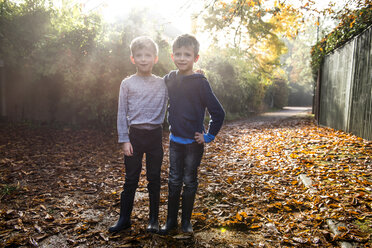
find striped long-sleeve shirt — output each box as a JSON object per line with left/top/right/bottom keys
{"left": 117, "top": 74, "right": 168, "bottom": 143}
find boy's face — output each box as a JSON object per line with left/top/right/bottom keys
{"left": 171, "top": 46, "right": 199, "bottom": 75}
{"left": 130, "top": 47, "right": 158, "bottom": 76}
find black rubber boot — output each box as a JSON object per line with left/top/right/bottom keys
{"left": 159, "top": 185, "right": 181, "bottom": 235}
{"left": 181, "top": 192, "right": 196, "bottom": 233}
{"left": 146, "top": 190, "right": 160, "bottom": 233}
{"left": 108, "top": 189, "right": 135, "bottom": 233}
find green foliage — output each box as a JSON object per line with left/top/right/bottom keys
{"left": 203, "top": 0, "right": 299, "bottom": 82}
{"left": 200, "top": 0, "right": 308, "bottom": 115}
{"left": 153, "top": 33, "right": 174, "bottom": 76}
{"left": 0, "top": 0, "right": 51, "bottom": 68}
{"left": 311, "top": 5, "right": 372, "bottom": 73}
{"left": 282, "top": 31, "right": 314, "bottom": 106}
{"left": 200, "top": 47, "right": 265, "bottom": 115}
{"left": 0, "top": 1, "right": 173, "bottom": 126}
{"left": 288, "top": 82, "right": 312, "bottom": 106}
{"left": 265, "top": 78, "right": 289, "bottom": 109}
{"left": 1, "top": 0, "right": 305, "bottom": 125}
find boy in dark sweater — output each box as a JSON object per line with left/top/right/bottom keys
{"left": 109, "top": 36, "right": 168, "bottom": 233}
{"left": 160, "top": 34, "right": 225, "bottom": 234}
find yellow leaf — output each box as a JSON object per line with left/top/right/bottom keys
{"left": 236, "top": 213, "right": 242, "bottom": 221}
{"left": 290, "top": 153, "right": 298, "bottom": 159}
{"left": 239, "top": 211, "right": 248, "bottom": 218}
{"left": 227, "top": 177, "right": 234, "bottom": 184}
{"left": 350, "top": 19, "right": 356, "bottom": 28}
{"left": 250, "top": 224, "right": 261, "bottom": 229}
{"left": 338, "top": 226, "right": 347, "bottom": 232}
{"left": 328, "top": 203, "right": 340, "bottom": 208}
{"left": 284, "top": 206, "right": 292, "bottom": 211}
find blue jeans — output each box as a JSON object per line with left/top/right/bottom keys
{"left": 168, "top": 141, "right": 204, "bottom": 198}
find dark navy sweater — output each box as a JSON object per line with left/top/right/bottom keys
{"left": 164, "top": 70, "right": 225, "bottom": 140}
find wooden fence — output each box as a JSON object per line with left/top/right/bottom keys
{"left": 317, "top": 25, "right": 372, "bottom": 140}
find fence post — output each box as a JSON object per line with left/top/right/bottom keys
{"left": 345, "top": 39, "right": 357, "bottom": 133}
{"left": 0, "top": 59, "right": 6, "bottom": 118}
{"left": 314, "top": 69, "right": 321, "bottom": 124}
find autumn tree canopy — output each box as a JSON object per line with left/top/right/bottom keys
{"left": 203, "top": 0, "right": 301, "bottom": 79}
{"left": 202, "top": 0, "right": 370, "bottom": 72}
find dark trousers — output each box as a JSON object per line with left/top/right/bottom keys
{"left": 168, "top": 141, "right": 204, "bottom": 199}
{"left": 123, "top": 126, "right": 163, "bottom": 194}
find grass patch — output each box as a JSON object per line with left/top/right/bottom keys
{"left": 0, "top": 184, "right": 19, "bottom": 199}
{"left": 354, "top": 219, "right": 372, "bottom": 234}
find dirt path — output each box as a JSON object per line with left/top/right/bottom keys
{"left": 226, "top": 106, "right": 313, "bottom": 126}
{"left": 1, "top": 107, "right": 371, "bottom": 248}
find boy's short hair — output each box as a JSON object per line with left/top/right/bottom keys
{"left": 130, "top": 36, "right": 159, "bottom": 56}
{"left": 172, "top": 34, "right": 200, "bottom": 56}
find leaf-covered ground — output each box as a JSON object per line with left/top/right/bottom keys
{"left": 1, "top": 115, "right": 371, "bottom": 247}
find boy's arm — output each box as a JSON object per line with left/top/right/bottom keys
{"left": 117, "top": 81, "right": 133, "bottom": 156}
{"left": 117, "top": 81, "right": 130, "bottom": 142}
{"left": 201, "top": 80, "right": 225, "bottom": 141}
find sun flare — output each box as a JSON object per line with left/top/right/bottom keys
{"left": 81, "top": 0, "right": 201, "bottom": 33}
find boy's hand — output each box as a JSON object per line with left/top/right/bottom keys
{"left": 195, "top": 69, "right": 205, "bottom": 75}
{"left": 194, "top": 132, "right": 205, "bottom": 144}
{"left": 123, "top": 142, "right": 133, "bottom": 156}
